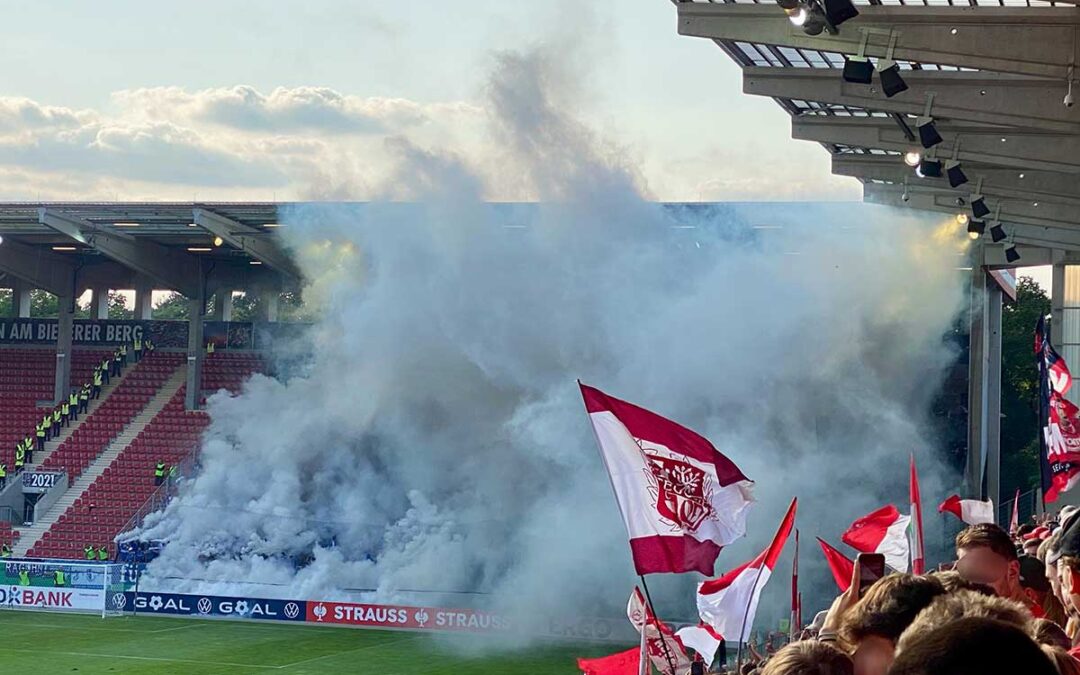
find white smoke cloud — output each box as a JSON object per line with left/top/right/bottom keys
{"left": 135, "top": 43, "right": 969, "bottom": 641}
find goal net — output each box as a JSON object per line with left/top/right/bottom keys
{"left": 0, "top": 560, "right": 129, "bottom": 617}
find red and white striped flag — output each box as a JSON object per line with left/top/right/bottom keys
{"left": 1009, "top": 489, "right": 1020, "bottom": 534}
{"left": 581, "top": 383, "right": 755, "bottom": 575}
{"left": 910, "top": 455, "right": 925, "bottom": 575}
{"left": 674, "top": 622, "right": 723, "bottom": 665}
{"left": 627, "top": 587, "right": 691, "bottom": 675}
{"left": 842, "top": 505, "right": 910, "bottom": 572}
{"left": 938, "top": 495, "right": 995, "bottom": 525}
{"left": 691, "top": 498, "right": 797, "bottom": 644}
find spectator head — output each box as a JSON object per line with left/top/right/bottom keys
{"left": 956, "top": 523, "right": 1022, "bottom": 599}
{"left": 759, "top": 641, "right": 853, "bottom": 675}
{"left": 840, "top": 574, "right": 946, "bottom": 675}
{"left": 1031, "top": 618, "right": 1071, "bottom": 650}
{"left": 1054, "top": 513, "right": 1080, "bottom": 613}
{"left": 1019, "top": 555, "right": 1052, "bottom": 600}
{"left": 888, "top": 617, "right": 1057, "bottom": 675}
{"left": 930, "top": 570, "right": 995, "bottom": 596}
{"left": 1041, "top": 646, "right": 1080, "bottom": 675}
{"left": 895, "top": 590, "right": 1031, "bottom": 655}
{"left": 1017, "top": 524, "right": 1035, "bottom": 539}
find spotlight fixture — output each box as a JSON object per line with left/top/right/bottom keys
{"left": 989, "top": 223, "right": 1006, "bottom": 243}
{"left": 967, "top": 219, "right": 986, "bottom": 238}
{"left": 787, "top": 5, "right": 809, "bottom": 25}
{"left": 213, "top": 236, "right": 224, "bottom": 247}
{"left": 956, "top": 213, "right": 969, "bottom": 226}
{"left": 945, "top": 160, "right": 968, "bottom": 188}
{"left": 916, "top": 117, "right": 943, "bottom": 149}
{"left": 0, "top": 235, "right": 4, "bottom": 245}
{"left": 916, "top": 157, "right": 942, "bottom": 178}
{"left": 877, "top": 60, "right": 908, "bottom": 98}
{"left": 801, "top": 5, "right": 827, "bottom": 35}
{"left": 822, "top": 0, "right": 859, "bottom": 26}
{"left": 1005, "top": 246, "right": 1021, "bottom": 263}
{"left": 843, "top": 56, "right": 874, "bottom": 84}
{"left": 970, "top": 194, "right": 990, "bottom": 219}
{"left": 903, "top": 150, "right": 921, "bottom": 168}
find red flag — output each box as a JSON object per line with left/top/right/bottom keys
{"left": 577, "top": 648, "right": 640, "bottom": 675}
{"left": 938, "top": 494, "right": 994, "bottom": 525}
{"left": 841, "top": 505, "right": 910, "bottom": 572}
{"left": 816, "top": 538, "right": 854, "bottom": 593}
{"left": 1009, "top": 489, "right": 1020, "bottom": 534}
{"left": 1044, "top": 391, "right": 1080, "bottom": 502}
{"left": 909, "top": 454, "right": 925, "bottom": 575}
{"left": 580, "top": 383, "right": 755, "bottom": 575}
{"left": 693, "top": 498, "right": 797, "bottom": 643}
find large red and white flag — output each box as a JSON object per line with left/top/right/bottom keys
{"left": 816, "top": 538, "right": 854, "bottom": 592}
{"left": 627, "top": 587, "right": 692, "bottom": 675}
{"left": 938, "top": 495, "right": 995, "bottom": 525}
{"left": 692, "top": 498, "right": 797, "bottom": 644}
{"left": 841, "top": 505, "right": 910, "bottom": 572}
{"left": 910, "top": 455, "right": 925, "bottom": 575}
{"left": 675, "top": 622, "right": 723, "bottom": 666}
{"left": 581, "top": 383, "right": 755, "bottom": 575}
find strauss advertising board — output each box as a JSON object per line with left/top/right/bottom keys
{"left": 305, "top": 600, "right": 510, "bottom": 632}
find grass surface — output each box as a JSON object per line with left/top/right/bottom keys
{"left": 0, "top": 610, "right": 622, "bottom": 674}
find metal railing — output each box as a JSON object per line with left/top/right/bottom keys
{"left": 116, "top": 450, "right": 199, "bottom": 540}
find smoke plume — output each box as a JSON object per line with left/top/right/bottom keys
{"left": 137, "top": 43, "right": 969, "bottom": 637}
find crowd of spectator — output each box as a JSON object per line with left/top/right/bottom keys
{"left": 733, "top": 509, "right": 1080, "bottom": 675}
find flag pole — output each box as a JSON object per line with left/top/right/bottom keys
{"left": 734, "top": 561, "right": 768, "bottom": 672}
{"left": 639, "top": 575, "right": 678, "bottom": 675}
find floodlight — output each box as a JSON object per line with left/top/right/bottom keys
{"left": 801, "top": 6, "right": 827, "bottom": 35}
{"left": 956, "top": 214, "right": 969, "bottom": 226}
{"left": 916, "top": 117, "right": 943, "bottom": 149}
{"left": 916, "top": 158, "right": 942, "bottom": 178}
{"left": 903, "top": 151, "right": 921, "bottom": 167}
{"left": 971, "top": 195, "right": 990, "bottom": 219}
{"left": 843, "top": 57, "right": 874, "bottom": 84}
{"left": 213, "top": 236, "right": 224, "bottom": 247}
{"left": 1005, "top": 246, "right": 1021, "bottom": 263}
{"left": 990, "top": 223, "right": 1007, "bottom": 243}
{"left": 967, "top": 220, "right": 985, "bottom": 238}
{"left": 877, "top": 60, "right": 908, "bottom": 98}
{"left": 945, "top": 160, "right": 968, "bottom": 188}
{"left": 787, "top": 5, "right": 809, "bottom": 25}
{"left": 822, "top": 0, "right": 858, "bottom": 26}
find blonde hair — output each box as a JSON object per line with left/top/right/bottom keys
{"left": 896, "top": 590, "right": 1031, "bottom": 656}
{"left": 759, "top": 641, "right": 853, "bottom": 675}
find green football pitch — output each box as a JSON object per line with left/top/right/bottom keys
{"left": 0, "top": 611, "right": 625, "bottom": 674}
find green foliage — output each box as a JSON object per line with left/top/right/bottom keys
{"left": 0, "top": 289, "right": 10, "bottom": 316}
{"left": 1000, "top": 276, "right": 1051, "bottom": 497}
{"left": 152, "top": 292, "right": 190, "bottom": 321}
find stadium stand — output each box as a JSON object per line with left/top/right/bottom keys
{"left": 25, "top": 352, "right": 262, "bottom": 559}
{"left": 38, "top": 353, "right": 185, "bottom": 480}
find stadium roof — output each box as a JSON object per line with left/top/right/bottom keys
{"left": 669, "top": 0, "right": 1080, "bottom": 261}
{"left": 0, "top": 202, "right": 295, "bottom": 298}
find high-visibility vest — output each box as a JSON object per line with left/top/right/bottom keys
{"left": 43, "top": 416, "right": 51, "bottom": 430}
{"left": 69, "top": 393, "right": 77, "bottom": 406}
{"left": 98, "top": 547, "right": 108, "bottom": 560}
{"left": 23, "top": 437, "right": 31, "bottom": 449}
{"left": 113, "top": 352, "right": 121, "bottom": 363}
{"left": 120, "top": 345, "right": 127, "bottom": 356}
{"left": 80, "top": 388, "right": 89, "bottom": 401}
{"left": 134, "top": 337, "right": 142, "bottom": 350}
{"left": 54, "top": 570, "right": 65, "bottom": 586}
{"left": 154, "top": 463, "right": 165, "bottom": 478}
{"left": 18, "top": 571, "right": 28, "bottom": 585}
{"left": 36, "top": 424, "right": 44, "bottom": 438}
{"left": 61, "top": 403, "right": 69, "bottom": 416}
{"left": 0, "top": 464, "right": 7, "bottom": 478}
{"left": 169, "top": 465, "right": 178, "bottom": 477}
{"left": 93, "top": 371, "right": 102, "bottom": 386}
{"left": 14, "top": 452, "right": 24, "bottom": 469}
{"left": 102, "top": 360, "right": 109, "bottom": 371}
{"left": 207, "top": 342, "right": 215, "bottom": 354}
{"left": 84, "top": 546, "right": 94, "bottom": 560}
{"left": 1, "top": 545, "right": 10, "bottom": 558}
{"left": 52, "top": 410, "right": 60, "bottom": 423}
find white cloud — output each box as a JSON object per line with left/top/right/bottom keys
{"left": 112, "top": 85, "right": 482, "bottom": 135}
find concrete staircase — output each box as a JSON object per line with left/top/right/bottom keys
{"left": 12, "top": 366, "right": 187, "bottom": 557}
{"left": 28, "top": 366, "right": 130, "bottom": 469}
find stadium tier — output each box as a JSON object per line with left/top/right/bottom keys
{"left": 0, "top": 350, "right": 263, "bottom": 560}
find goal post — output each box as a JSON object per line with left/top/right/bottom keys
{"left": 0, "top": 560, "right": 130, "bottom": 617}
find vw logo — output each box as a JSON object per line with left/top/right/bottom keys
{"left": 112, "top": 593, "right": 126, "bottom": 610}
{"left": 283, "top": 603, "right": 300, "bottom": 620}
{"left": 197, "top": 598, "right": 213, "bottom": 614}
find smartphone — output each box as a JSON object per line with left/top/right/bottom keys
{"left": 857, "top": 553, "right": 886, "bottom": 597}
{"left": 938, "top": 561, "right": 956, "bottom": 572}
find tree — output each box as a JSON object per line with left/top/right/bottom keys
{"left": 107, "top": 292, "right": 133, "bottom": 320}
{"left": 1000, "top": 276, "right": 1051, "bottom": 499}
{"left": 153, "top": 292, "right": 189, "bottom": 320}
{"left": 30, "top": 290, "right": 58, "bottom": 318}
{"left": 0, "top": 289, "right": 10, "bottom": 316}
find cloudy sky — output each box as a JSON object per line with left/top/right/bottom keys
{"left": 0, "top": 0, "right": 860, "bottom": 203}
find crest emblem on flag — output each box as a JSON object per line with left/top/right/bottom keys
{"left": 641, "top": 443, "right": 715, "bottom": 533}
